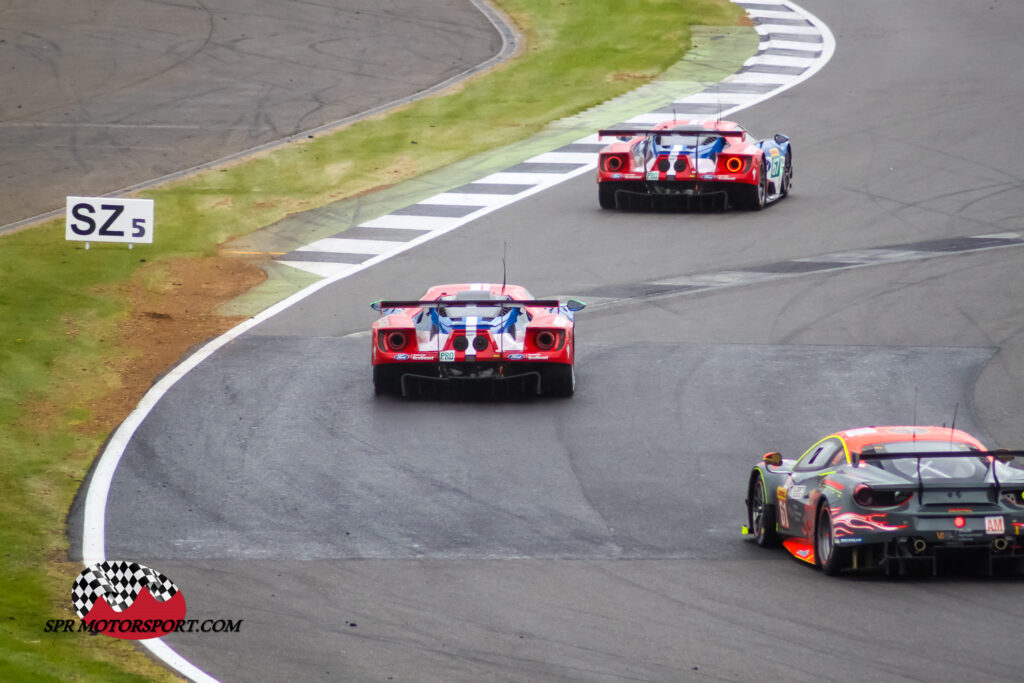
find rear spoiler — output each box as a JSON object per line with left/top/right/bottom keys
{"left": 371, "top": 299, "right": 585, "bottom": 312}
{"left": 598, "top": 127, "right": 745, "bottom": 139}
{"left": 855, "top": 450, "right": 1024, "bottom": 501}
{"left": 855, "top": 450, "right": 1024, "bottom": 464}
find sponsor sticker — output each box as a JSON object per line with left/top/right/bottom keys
{"left": 646, "top": 171, "right": 659, "bottom": 181}
{"left": 701, "top": 174, "right": 715, "bottom": 180}
{"left": 411, "top": 354, "right": 433, "bottom": 361}
{"left": 526, "top": 354, "right": 549, "bottom": 360}
{"left": 394, "top": 354, "right": 409, "bottom": 360}
{"left": 789, "top": 485, "right": 806, "bottom": 499}
{"left": 835, "top": 537, "right": 864, "bottom": 545}
{"left": 985, "top": 515, "right": 1005, "bottom": 535}
{"left": 508, "top": 353, "right": 525, "bottom": 360}
{"left": 439, "top": 350, "right": 455, "bottom": 362}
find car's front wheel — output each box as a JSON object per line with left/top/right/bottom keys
{"left": 749, "top": 474, "right": 780, "bottom": 547}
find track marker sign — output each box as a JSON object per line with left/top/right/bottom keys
{"left": 66, "top": 197, "right": 153, "bottom": 249}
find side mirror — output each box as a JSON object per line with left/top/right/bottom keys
{"left": 773, "top": 134, "right": 790, "bottom": 145}
{"left": 370, "top": 301, "right": 383, "bottom": 312}
{"left": 565, "top": 299, "right": 586, "bottom": 312}
{"left": 763, "top": 452, "right": 782, "bottom": 467}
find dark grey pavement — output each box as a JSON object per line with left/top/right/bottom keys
{"left": 68, "top": 0, "right": 1024, "bottom": 680}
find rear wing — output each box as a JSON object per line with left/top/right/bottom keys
{"left": 371, "top": 299, "right": 585, "bottom": 313}
{"left": 855, "top": 450, "right": 1024, "bottom": 500}
{"left": 598, "top": 127, "right": 745, "bottom": 139}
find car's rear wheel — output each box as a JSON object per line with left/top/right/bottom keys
{"left": 780, "top": 150, "right": 793, "bottom": 197}
{"left": 373, "top": 365, "right": 401, "bottom": 396}
{"left": 598, "top": 183, "right": 619, "bottom": 209}
{"left": 544, "top": 364, "right": 575, "bottom": 397}
{"left": 815, "top": 504, "right": 846, "bottom": 575}
{"left": 749, "top": 474, "right": 780, "bottom": 547}
{"left": 739, "top": 159, "right": 768, "bottom": 210}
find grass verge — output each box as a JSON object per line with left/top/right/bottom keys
{"left": 0, "top": 0, "right": 746, "bottom": 679}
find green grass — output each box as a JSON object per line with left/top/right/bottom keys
{"left": 0, "top": 0, "right": 746, "bottom": 679}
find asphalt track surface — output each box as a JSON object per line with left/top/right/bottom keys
{"left": 68, "top": 0, "right": 1024, "bottom": 681}
{"left": 0, "top": 0, "right": 503, "bottom": 228}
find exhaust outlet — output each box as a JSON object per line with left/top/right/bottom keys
{"left": 993, "top": 537, "right": 1009, "bottom": 552}
{"left": 911, "top": 538, "right": 928, "bottom": 554}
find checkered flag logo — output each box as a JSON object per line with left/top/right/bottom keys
{"left": 71, "top": 561, "right": 179, "bottom": 619}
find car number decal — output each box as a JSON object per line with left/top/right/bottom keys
{"left": 777, "top": 486, "right": 790, "bottom": 529}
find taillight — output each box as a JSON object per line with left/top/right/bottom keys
{"left": 533, "top": 329, "right": 564, "bottom": 351}
{"left": 674, "top": 158, "right": 688, "bottom": 172}
{"left": 601, "top": 153, "right": 627, "bottom": 172}
{"left": 853, "top": 483, "right": 912, "bottom": 507}
{"left": 472, "top": 335, "right": 488, "bottom": 351}
{"left": 721, "top": 156, "right": 747, "bottom": 174}
{"left": 656, "top": 158, "right": 670, "bottom": 172}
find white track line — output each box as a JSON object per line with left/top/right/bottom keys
{"left": 79, "top": 3, "right": 834, "bottom": 681}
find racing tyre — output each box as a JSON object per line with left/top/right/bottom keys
{"left": 780, "top": 150, "right": 793, "bottom": 197}
{"left": 544, "top": 364, "right": 575, "bottom": 397}
{"left": 815, "top": 504, "right": 846, "bottom": 575}
{"left": 749, "top": 474, "right": 780, "bottom": 547}
{"left": 739, "top": 159, "right": 768, "bottom": 211}
{"left": 598, "top": 183, "right": 619, "bottom": 210}
{"left": 373, "top": 365, "right": 401, "bottom": 396}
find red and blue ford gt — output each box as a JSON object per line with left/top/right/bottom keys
{"left": 370, "top": 283, "right": 585, "bottom": 398}
{"left": 597, "top": 119, "right": 792, "bottom": 211}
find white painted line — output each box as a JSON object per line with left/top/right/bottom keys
{"left": 675, "top": 92, "right": 762, "bottom": 105}
{"left": 525, "top": 151, "right": 597, "bottom": 164}
{"left": 474, "top": 171, "right": 569, "bottom": 185}
{"left": 744, "top": 54, "right": 816, "bottom": 68}
{"left": 625, "top": 112, "right": 692, "bottom": 125}
{"left": 747, "top": 9, "right": 808, "bottom": 20}
{"left": 276, "top": 260, "right": 365, "bottom": 278}
{"left": 420, "top": 192, "right": 518, "bottom": 207}
{"left": 724, "top": 71, "right": 792, "bottom": 84}
{"left": 755, "top": 23, "right": 821, "bottom": 36}
{"left": 758, "top": 39, "right": 825, "bottom": 53}
{"left": 297, "top": 237, "right": 401, "bottom": 255}
{"left": 359, "top": 214, "right": 455, "bottom": 230}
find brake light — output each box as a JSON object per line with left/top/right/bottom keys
{"left": 533, "top": 329, "right": 564, "bottom": 351}
{"left": 853, "top": 483, "right": 912, "bottom": 507}
{"left": 601, "top": 153, "right": 627, "bottom": 172}
{"left": 721, "top": 156, "right": 748, "bottom": 174}
{"left": 385, "top": 331, "right": 409, "bottom": 351}
{"left": 954, "top": 516, "right": 966, "bottom": 528}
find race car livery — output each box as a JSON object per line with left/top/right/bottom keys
{"left": 370, "top": 283, "right": 585, "bottom": 398}
{"left": 596, "top": 119, "right": 792, "bottom": 211}
{"left": 743, "top": 426, "right": 1024, "bottom": 575}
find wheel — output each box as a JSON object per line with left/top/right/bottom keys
{"left": 544, "top": 364, "right": 575, "bottom": 397}
{"left": 373, "top": 365, "right": 401, "bottom": 396}
{"left": 598, "top": 183, "right": 618, "bottom": 209}
{"left": 749, "top": 474, "right": 780, "bottom": 547}
{"left": 739, "top": 159, "right": 767, "bottom": 210}
{"left": 815, "top": 504, "right": 846, "bottom": 575}
{"left": 780, "top": 149, "right": 793, "bottom": 197}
